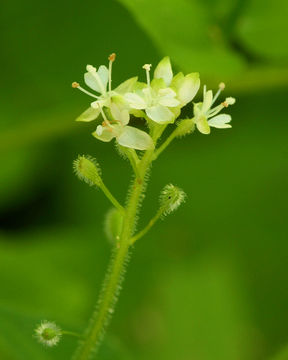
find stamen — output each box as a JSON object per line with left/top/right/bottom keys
{"left": 203, "top": 85, "right": 207, "bottom": 98}
{"left": 108, "top": 53, "right": 116, "bottom": 93}
{"left": 212, "top": 82, "right": 226, "bottom": 105}
{"left": 97, "top": 102, "right": 112, "bottom": 128}
{"left": 72, "top": 82, "right": 100, "bottom": 99}
{"left": 142, "top": 64, "right": 152, "bottom": 86}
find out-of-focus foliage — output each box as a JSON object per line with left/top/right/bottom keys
{"left": 0, "top": 0, "right": 287, "bottom": 359}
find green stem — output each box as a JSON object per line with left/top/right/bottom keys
{"left": 99, "top": 181, "right": 125, "bottom": 214}
{"left": 153, "top": 129, "right": 177, "bottom": 160}
{"left": 130, "top": 208, "right": 162, "bottom": 244}
{"left": 62, "top": 331, "right": 83, "bottom": 339}
{"left": 72, "top": 149, "right": 154, "bottom": 360}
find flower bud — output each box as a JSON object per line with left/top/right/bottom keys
{"left": 73, "top": 155, "right": 102, "bottom": 186}
{"left": 174, "top": 119, "right": 195, "bottom": 138}
{"left": 35, "top": 321, "right": 62, "bottom": 347}
{"left": 104, "top": 207, "right": 123, "bottom": 245}
{"left": 159, "top": 184, "right": 186, "bottom": 216}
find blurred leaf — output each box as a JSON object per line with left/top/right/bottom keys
{"left": 270, "top": 344, "right": 288, "bottom": 360}
{"left": 157, "top": 257, "right": 253, "bottom": 360}
{"left": 118, "top": 0, "right": 245, "bottom": 78}
{"left": 236, "top": 0, "right": 288, "bottom": 61}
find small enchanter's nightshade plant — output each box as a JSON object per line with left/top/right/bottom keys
{"left": 35, "top": 53, "right": 236, "bottom": 360}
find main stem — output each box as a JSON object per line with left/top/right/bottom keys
{"left": 73, "top": 150, "right": 154, "bottom": 360}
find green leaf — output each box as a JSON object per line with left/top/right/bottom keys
{"left": 236, "top": 0, "right": 288, "bottom": 60}
{"left": 270, "top": 344, "right": 288, "bottom": 360}
{"left": 117, "top": 0, "right": 245, "bottom": 78}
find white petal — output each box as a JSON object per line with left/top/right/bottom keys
{"left": 124, "top": 93, "right": 147, "bottom": 109}
{"left": 177, "top": 73, "right": 200, "bottom": 105}
{"left": 92, "top": 126, "right": 115, "bottom": 142}
{"left": 171, "top": 72, "right": 184, "bottom": 89}
{"left": 158, "top": 97, "right": 180, "bottom": 107}
{"left": 158, "top": 87, "right": 177, "bottom": 98}
{"left": 84, "top": 72, "right": 101, "bottom": 93}
{"left": 76, "top": 106, "right": 100, "bottom": 122}
{"left": 202, "top": 89, "right": 213, "bottom": 113}
{"left": 158, "top": 88, "right": 179, "bottom": 106}
{"left": 208, "top": 114, "right": 232, "bottom": 128}
{"left": 146, "top": 105, "right": 175, "bottom": 124}
{"left": 117, "top": 126, "right": 154, "bottom": 150}
{"left": 154, "top": 56, "right": 173, "bottom": 86}
{"left": 111, "top": 103, "right": 130, "bottom": 126}
{"left": 97, "top": 65, "right": 109, "bottom": 91}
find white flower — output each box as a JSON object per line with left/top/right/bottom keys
{"left": 35, "top": 321, "right": 62, "bottom": 347}
{"left": 125, "top": 57, "right": 200, "bottom": 124}
{"left": 154, "top": 57, "right": 200, "bottom": 106}
{"left": 193, "top": 84, "right": 236, "bottom": 134}
{"left": 92, "top": 101, "right": 154, "bottom": 150}
{"left": 72, "top": 53, "right": 138, "bottom": 122}
{"left": 125, "top": 83, "right": 180, "bottom": 124}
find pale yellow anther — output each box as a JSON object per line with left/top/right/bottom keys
{"left": 219, "top": 82, "right": 225, "bottom": 90}
{"left": 225, "top": 97, "right": 236, "bottom": 105}
{"left": 142, "top": 64, "right": 152, "bottom": 71}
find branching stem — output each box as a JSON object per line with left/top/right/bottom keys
{"left": 130, "top": 208, "right": 163, "bottom": 244}
{"left": 72, "top": 148, "right": 156, "bottom": 360}
{"left": 99, "top": 181, "right": 125, "bottom": 214}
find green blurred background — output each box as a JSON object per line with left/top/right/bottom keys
{"left": 0, "top": 0, "right": 287, "bottom": 359}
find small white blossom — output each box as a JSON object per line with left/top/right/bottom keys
{"left": 92, "top": 101, "right": 154, "bottom": 150}
{"left": 193, "top": 84, "right": 236, "bottom": 134}
{"left": 125, "top": 57, "right": 200, "bottom": 123}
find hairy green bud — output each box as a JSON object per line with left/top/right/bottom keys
{"left": 73, "top": 155, "right": 102, "bottom": 186}
{"left": 174, "top": 119, "right": 195, "bottom": 138}
{"left": 104, "top": 207, "right": 123, "bottom": 245}
{"left": 35, "top": 321, "right": 62, "bottom": 347}
{"left": 159, "top": 184, "right": 186, "bottom": 216}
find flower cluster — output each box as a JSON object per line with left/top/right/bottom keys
{"left": 73, "top": 54, "right": 235, "bottom": 149}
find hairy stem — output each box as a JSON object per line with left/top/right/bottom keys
{"left": 72, "top": 149, "right": 154, "bottom": 360}
{"left": 130, "top": 208, "right": 162, "bottom": 244}
{"left": 99, "top": 181, "right": 125, "bottom": 214}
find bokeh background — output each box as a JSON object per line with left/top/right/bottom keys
{"left": 0, "top": 0, "right": 288, "bottom": 359}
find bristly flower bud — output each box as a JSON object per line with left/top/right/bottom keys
{"left": 35, "top": 321, "right": 62, "bottom": 347}
{"left": 174, "top": 119, "right": 195, "bottom": 138}
{"left": 73, "top": 155, "right": 102, "bottom": 186}
{"left": 159, "top": 184, "right": 186, "bottom": 216}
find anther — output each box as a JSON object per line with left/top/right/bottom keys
{"left": 219, "top": 82, "right": 225, "bottom": 90}
{"left": 142, "top": 64, "right": 152, "bottom": 71}
{"left": 108, "top": 53, "right": 116, "bottom": 62}
{"left": 222, "top": 97, "right": 236, "bottom": 107}
{"left": 72, "top": 82, "right": 80, "bottom": 88}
